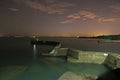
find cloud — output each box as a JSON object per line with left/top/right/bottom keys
{"left": 67, "top": 13, "right": 81, "bottom": 19}
{"left": 61, "top": 10, "right": 97, "bottom": 24}
{"left": 79, "top": 10, "right": 97, "bottom": 19}
{"left": 60, "top": 19, "right": 75, "bottom": 24}
{"left": 66, "top": 10, "right": 97, "bottom": 20}
{"left": 17, "top": 0, "right": 74, "bottom": 14}
{"left": 110, "top": 4, "right": 120, "bottom": 12}
{"left": 8, "top": 8, "right": 19, "bottom": 11}
{"left": 61, "top": 13, "right": 80, "bottom": 24}
{"left": 98, "top": 18, "right": 116, "bottom": 22}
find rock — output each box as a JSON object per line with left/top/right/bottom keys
{"left": 104, "top": 54, "right": 120, "bottom": 69}
{"left": 58, "top": 71, "right": 97, "bottom": 80}
{"left": 96, "top": 68, "right": 120, "bottom": 80}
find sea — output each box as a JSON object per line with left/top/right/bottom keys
{"left": 0, "top": 37, "right": 120, "bottom": 80}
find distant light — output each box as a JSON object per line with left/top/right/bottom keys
{"left": 36, "top": 38, "right": 39, "bottom": 41}
{"left": 104, "top": 53, "right": 108, "bottom": 56}
{"left": 32, "top": 36, "right": 36, "bottom": 38}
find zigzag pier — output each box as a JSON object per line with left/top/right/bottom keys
{"left": 30, "top": 39, "right": 120, "bottom": 80}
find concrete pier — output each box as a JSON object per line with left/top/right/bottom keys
{"left": 48, "top": 48, "right": 120, "bottom": 69}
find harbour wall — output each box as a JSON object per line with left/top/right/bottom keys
{"left": 67, "top": 48, "right": 108, "bottom": 64}
{"left": 49, "top": 48, "right": 68, "bottom": 56}
{"left": 104, "top": 53, "right": 120, "bottom": 69}
{"left": 49, "top": 48, "right": 120, "bottom": 69}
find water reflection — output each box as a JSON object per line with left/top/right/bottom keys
{"left": 33, "top": 45, "right": 37, "bottom": 60}
{"left": 0, "top": 38, "right": 113, "bottom": 80}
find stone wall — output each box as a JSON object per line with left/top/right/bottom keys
{"left": 48, "top": 48, "right": 120, "bottom": 68}
{"left": 67, "top": 48, "right": 80, "bottom": 59}
{"left": 67, "top": 48, "right": 108, "bottom": 64}
{"left": 49, "top": 48, "right": 68, "bottom": 56}
{"left": 78, "top": 52, "right": 108, "bottom": 64}
{"left": 55, "top": 43, "right": 61, "bottom": 48}
{"left": 104, "top": 53, "right": 120, "bottom": 69}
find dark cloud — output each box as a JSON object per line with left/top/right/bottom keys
{"left": 110, "top": 3, "right": 120, "bottom": 12}
{"left": 98, "top": 18, "right": 116, "bottom": 22}
{"left": 14, "top": 0, "right": 74, "bottom": 14}
{"left": 0, "top": 0, "right": 120, "bottom": 36}
{"left": 8, "top": 8, "right": 19, "bottom": 11}
{"left": 61, "top": 19, "right": 75, "bottom": 24}
{"left": 61, "top": 10, "right": 97, "bottom": 24}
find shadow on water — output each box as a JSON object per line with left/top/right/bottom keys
{"left": 97, "top": 68, "right": 120, "bottom": 80}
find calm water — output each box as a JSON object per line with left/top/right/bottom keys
{"left": 0, "top": 37, "right": 120, "bottom": 80}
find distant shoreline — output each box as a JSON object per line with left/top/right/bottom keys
{"left": 98, "top": 40, "right": 120, "bottom": 43}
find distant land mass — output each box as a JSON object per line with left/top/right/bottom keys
{"left": 0, "top": 34, "right": 120, "bottom": 40}
{"left": 78, "top": 34, "right": 120, "bottom": 40}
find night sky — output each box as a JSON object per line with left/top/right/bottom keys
{"left": 0, "top": 0, "right": 120, "bottom": 37}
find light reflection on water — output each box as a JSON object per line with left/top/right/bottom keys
{"left": 0, "top": 37, "right": 119, "bottom": 80}
{"left": 33, "top": 45, "right": 37, "bottom": 60}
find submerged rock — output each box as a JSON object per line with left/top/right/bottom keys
{"left": 96, "top": 68, "right": 120, "bottom": 80}
{"left": 58, "top": 71, "right": 97, "bottom": 80}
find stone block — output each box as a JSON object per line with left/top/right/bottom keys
{"left": 58, "top": 71, "right": 97, "bottom": 80}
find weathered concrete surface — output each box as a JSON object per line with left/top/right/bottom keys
{"left": 68, "top": 48, "right": 120, "bottom": 68}
{"left": 49, "top": 48, "right": 68, "bottom": 56}
{"left": 67, "top": 49, "right": 80, "bottom": 59}
{"left": 58, "top": 72, "right": 97, "bottom": 80}
{"left": 45, "top": 48, "right": 120, "bottom": 69}
{"left": 68, "top": 49, "right": 108, "bottom": 64}
{"left": 104, "top": 53, "right": 120, "bottom": 69}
